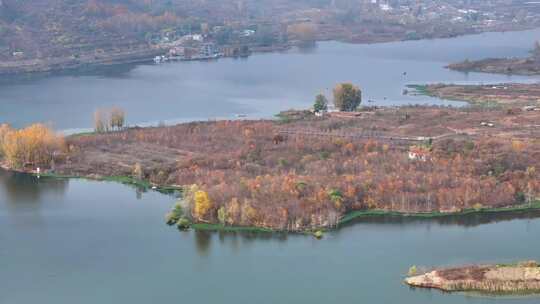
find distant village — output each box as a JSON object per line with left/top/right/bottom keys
{"left": 148, "top": 0, "right": 540, "bottom": 64}
{"left": 153, "top": 31, "right": 252, "bottom": 63}
{"left": 2, "top": 0, "right": 540, "bottom": 72}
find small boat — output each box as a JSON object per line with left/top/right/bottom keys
{"left": 236, "top": 114, "right": 247, "bottom": 118}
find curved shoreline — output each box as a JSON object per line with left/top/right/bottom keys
{"left": 4, "top": 167, "right": 540, "bottom": 234}
{"left": 2, "top": 27, "right": 539, "bottom": 77}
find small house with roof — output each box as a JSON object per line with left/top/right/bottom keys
{"left": 408, "top": 146, "right": 431, "bottom": 161}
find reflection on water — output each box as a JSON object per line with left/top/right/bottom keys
{"left": 187, "top": 210, "right": 540, "bottom": 254}
{"left": 342, "top": 210, "right": 540, "bottom": 228}
{"left": 1, "top": 169, "right": 540, "bottom": 303}
{"left": 194, "top": 230, "right": 212, "bottom": 255}
{"left": 191, "top": 229, "right": 293, "bottom": 257}
{"left": 0, "top": 169, "right": 68, "bottom": 207}
{"left": 296, "top": 41, "right": 318, "bottom": 54}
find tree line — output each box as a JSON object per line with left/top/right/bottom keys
{"left": 94, "top": 107, "right": 126, "bottom": 133}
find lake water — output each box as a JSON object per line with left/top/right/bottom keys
{"left": 2, "top": 170, "right": 540, "bottom": 303}
{"left": 1, "top": 29, "right": 540, "bottom": 132}
{"left": 2, "top": 30, "right": 540, "bottom": 303}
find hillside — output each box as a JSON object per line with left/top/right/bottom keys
{"left": 1, "top": 0, "right": 539, "bottom": 74}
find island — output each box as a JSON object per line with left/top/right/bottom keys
{"left": 405, "top": 261, "right": 540, "bottom": 294}
{"left": 447, "top": 41, "right": 540, "bottom": 75}
{"left": 408, "top": 83, "right": 540, "bottom": 107}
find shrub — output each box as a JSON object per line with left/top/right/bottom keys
{"left": 176, "top": 217, "right": 191, "bottom": 230}
{"left": 132, "top": 163, "right": 144, "bottom": 180}
{"left": 408, "top": 265, "right": 418, "bottom": 276}
{"left": 165, "top": 202, "right": 183, "bottom": 225}
{"left": 333, "top": 83, "right": 362, "bottom": 112}
{"left": 517, "top": 260, "right": 539, "bottom": 268}
{"left": 217, "top": 206, "right": 226, "bottom": 225}
{"left": 319, "top": 151, "right": 330, "bottom": 160}
{"left": 313, "top": 94, "right": 328, "bottom": 112}
{"left": 328, "top": 189, "right": 343, "bottom": 202}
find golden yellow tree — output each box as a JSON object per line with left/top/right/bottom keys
{"left": 110, "top": 107, "right": 125, "bottom": 130}
{"left": 94, "top": 110, "right": 107, "bottom": 133}
{"left": 0, "top": 124, "right": 64, "bottom": 168}
{"left": 193, "top": 190, "right": 213, "bottom": 221}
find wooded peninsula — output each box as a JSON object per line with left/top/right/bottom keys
{"left": 1, "top": 85, "right": 538, "bottom": 232}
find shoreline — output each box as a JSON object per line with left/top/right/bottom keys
{"left": 3, "top": 166, "right": 540, "bottom": 234}
{"left": 0, "top": 47, "right": 165, "bottom": 77}
{"left": 28, "top": 172, "right": 540, "bottom": 233}
{"left": 3, "top": 104, "right": 539, "bottom": 233}
{"left": 406, "top": 83, "right": 540, "bottom": 107}
{"left": 1, "top": 27, "right": 538, "bottom": 77}
{"left": 0, "top": 165, "right": 182, "bottom": 195}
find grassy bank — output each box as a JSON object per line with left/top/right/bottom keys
{"left": 406, "top": 84, "right": 474, "bottom": 104}
{"left": 339, "top": 201, "right": 540, "bottom": 226}
{"left": 406, "top": 83, "right": 540, "bottom": 107}
{"left": 182, "top": 201, "right": 540, "bottom": 234}
{"left": 190, "top": 223, "right": 277, "bottom": 233}
{"left": 406, "top": 84, "right": 430, "bottom": 96}
{"left": 35, "top": 172, "right": 182, "bottom": 194}
{"left": 9, "top": 168, "right": 540, "bottom": 234}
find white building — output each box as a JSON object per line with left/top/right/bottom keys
{"left": 380, "top": 3, "right": 392, "bottom": 11}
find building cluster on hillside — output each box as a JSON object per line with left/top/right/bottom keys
{"left": 355, "top": 0, "right": 539, "bottom": 27}
{"left": 143, "top": 0, "right": 540, "bottom": 63}
{"left": 154, "top": 31, "right": 254, "bottom": 63}
{"left": 2, "top": 0, "right": 540, "bottom": 63}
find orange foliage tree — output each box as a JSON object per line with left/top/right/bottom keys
{"left": 0, "top": 124, "right": 64, "bottom": 169}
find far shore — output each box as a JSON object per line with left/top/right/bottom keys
{"left": 1, "top": 27, "right": 539, "bottom": 77}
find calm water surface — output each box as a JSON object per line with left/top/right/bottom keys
{"left": 1, "top": 29, "right": 540, "bottom": 131}
{"left": 2, "top": 30, "right": 540, "bottom": 303}
{"left": 1, "top": 170, "right": 540, "bottom": 303}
